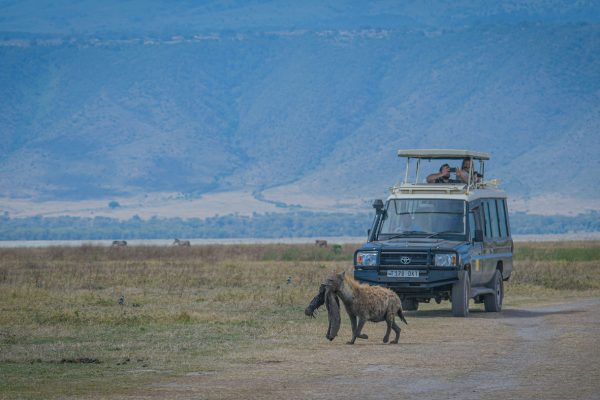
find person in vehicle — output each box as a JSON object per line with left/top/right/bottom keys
{"left": 456, "top": 158, "right": 481, "bottom": 184}
{"left": 426, "top": 163, "right": 459, "bottom": 183}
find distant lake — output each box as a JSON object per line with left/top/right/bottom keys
{"left": 1, "top": 233, "right": 599, "bottom": 248}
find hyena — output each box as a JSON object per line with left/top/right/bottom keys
{"left": 326, "top": 271, "right": 407, "bottom": 345}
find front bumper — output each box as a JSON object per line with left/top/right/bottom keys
{"left": 354, "top": 268, "right": 459, "bottom": 292}
{"left": 354, "top": 247, "right": 463, "bottom": 294}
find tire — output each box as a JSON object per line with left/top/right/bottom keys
{"left": 451, "top": 271, "right": 470, "bottom": 317}
{"left": 484, "top": 270, "right": 503, "bottom": 312}
{"left": 401, "top": 298, "right": 419, "bottom": 311}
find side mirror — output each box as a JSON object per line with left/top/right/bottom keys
{"left": 474, "top": 229, "right": 484, "bottom": 242}
{"left": 373, "top": 199, "right": 384, "bottom": 215}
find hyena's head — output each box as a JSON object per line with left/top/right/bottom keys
{"left": 303, "top": 270, "right": 344, "bottom": 318}
{"left": 324, "top": 271, "right": 346, "bottom": 293}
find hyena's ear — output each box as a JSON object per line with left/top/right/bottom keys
{"left": 339, "top": 271, "right": 346, "bottom": 279}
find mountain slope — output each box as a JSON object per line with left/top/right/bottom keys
{"left": 1, "top": 1, "right": 599, "bottom": 206}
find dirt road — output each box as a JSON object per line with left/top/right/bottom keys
{"left": 144, "top": 299, "right": 600, "bottom": 399}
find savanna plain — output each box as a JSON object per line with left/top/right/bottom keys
{"left": 1, "top": 242, "right": 599, "bottom": 399}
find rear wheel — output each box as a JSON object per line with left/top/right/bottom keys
{"left": 484, "top": 270, "right": 503, "bottom": 312}
{"left": 401, "top": 298, "right": 419, "bottom": 311}
{"left": 451, "top": 271, "right": 470, "bottom": 317}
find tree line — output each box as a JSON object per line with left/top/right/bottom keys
{"left": 0, "top": 211, "right": 599, "bottom": 240}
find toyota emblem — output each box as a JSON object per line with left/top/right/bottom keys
{"left": 400, "top": 256, "right": 411, "bottom": 265}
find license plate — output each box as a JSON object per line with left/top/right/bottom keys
{"left": 387, "top": 270, "right": 420, "bottom": 278}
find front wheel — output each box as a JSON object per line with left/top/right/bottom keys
{"left": 484, "top": 270, "right": 503, "bottom": 312}
{"left": 451, "top": 271, "right": 470, "bottom": 317}
{"left": 401, "top": 298, "right": 419, "bottom": 311}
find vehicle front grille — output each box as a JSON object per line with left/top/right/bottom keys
{"left": 380, "top": 251, "right": 429, "bottom": 267}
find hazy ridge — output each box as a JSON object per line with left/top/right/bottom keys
{"left": 1, "top": 1, "right": 599, "bottom": 211}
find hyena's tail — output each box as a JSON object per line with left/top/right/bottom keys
{"left": 397, "top": 308, "right": 408, "bottom": 325}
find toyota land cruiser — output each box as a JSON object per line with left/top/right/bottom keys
{"left": 354, "top": 149, "right": 513, "bottom": 317}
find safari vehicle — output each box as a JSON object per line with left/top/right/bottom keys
{"left": 353, "top": 149, "right": 513, "bottom": 317}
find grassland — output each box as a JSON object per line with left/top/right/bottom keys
{"left": 0, "top": 242, "right": 599, "bottom": 399}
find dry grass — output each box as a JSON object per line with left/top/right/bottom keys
{"left": 0, "top": 241, "right": 598, "bottom": 399}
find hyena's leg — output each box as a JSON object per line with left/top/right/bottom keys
{"left": 390, "top": 320, "right": 401, "bottom": 344}
{"left": 356, "top": 318, "right": 367, "bottom": 339}
{"left": 347, "top": 314, "right": 358, "bottom": 345}
{"left": 383, "top": 315, "right": 392, "bottom": 343}
{"left": 349, "top": 314, "right": 357, "bottom": 336}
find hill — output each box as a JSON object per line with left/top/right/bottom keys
{"left": 1, "top": 1, "right": 599, "bottom": 216}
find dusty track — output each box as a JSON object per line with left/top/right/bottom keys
{"left": 142, "top": 299, "right": 600, "bottom": 400}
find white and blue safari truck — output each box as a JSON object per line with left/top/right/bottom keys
{"left": 354, "top": 149, "right": 513, "bottom": 317}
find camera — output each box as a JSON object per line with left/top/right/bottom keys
{"left": 449, "top": 167, "right": 456, "bottom": 173}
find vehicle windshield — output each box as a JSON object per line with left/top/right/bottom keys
{"left": 379, "top": 199, "right": 466, "bottom": 238}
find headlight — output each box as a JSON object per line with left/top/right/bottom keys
{"left": 356, "top": 251, "right": 378, "bottom": 267}
{"left": 435, "top": 253, "right": 457, "bottom": 267}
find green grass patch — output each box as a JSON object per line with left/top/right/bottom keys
{"left": 0, "top": 242, "right": 598, "bottom": 399}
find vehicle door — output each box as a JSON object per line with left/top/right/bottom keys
{"left": 481, "top": 199, "right": 501, "bottom": 285}
{"left": 467, "top": 201, "right": 485, "bottom": 286}
{"left": 495, "top": 198, "right": 513, "bottom": 278}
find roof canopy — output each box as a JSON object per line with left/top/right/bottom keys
{"left": 397, "top": 149, "right": 490, "bottom": 160}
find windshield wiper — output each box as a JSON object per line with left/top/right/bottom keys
{"left": 385, "top": 231, "right": 434, "bottom": 240}
{"left": 425, "top": 231, "right": 459, "bottom": 239}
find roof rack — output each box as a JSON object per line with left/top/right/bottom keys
{"left": 391, "top": 183, "right": 468, "bottom": 195}
{"left": 397, "top": 149, "right": 490, "bottom": 160}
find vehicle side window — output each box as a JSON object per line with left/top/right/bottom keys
{"left": 468, "top": 212, "right": 476, "bottom": 241}
{"left": 496, "top": 199, "right": 508, "bottom": 238}
{"left": 483, "top": 201, "right": 492, "bottom": 238}
{"left": 503, "top": 199, "right": 511, "bottom": 236}
{"left": 489, "top": 199, "right": 500, "bottom": 238}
